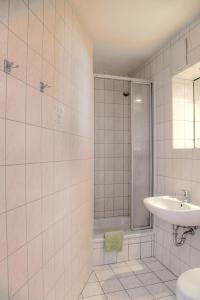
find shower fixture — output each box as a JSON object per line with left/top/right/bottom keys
{"left": 4, "top": 59, "right": 19, "bottom": 74}
{"left": 123, "top": 91, "right": 129, "bottom": 97}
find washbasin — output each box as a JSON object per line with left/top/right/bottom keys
{"left": 144, "top": 196, "right": 200, "bottom": 226}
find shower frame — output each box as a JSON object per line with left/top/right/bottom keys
{"left": 94, "top": 74, "right": 153, "bottom": 231}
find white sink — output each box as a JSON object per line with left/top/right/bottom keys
{"left": 144, "top": 196, "right": 200, "bottom": 226}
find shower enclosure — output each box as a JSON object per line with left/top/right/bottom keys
{"left": 94, "top": 75, "right": 153, "bottom": 233}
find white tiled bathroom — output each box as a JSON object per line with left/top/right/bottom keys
{"left": 1, "top": 1, "right": 200, "bottom": 300}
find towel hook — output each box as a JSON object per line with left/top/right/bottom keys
{"left": 4, "top": 59, "right": 19, "bottom": 74}
{"left": 40, "top": 81, "right": 51, "bottom": 93}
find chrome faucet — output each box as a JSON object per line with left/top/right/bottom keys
{"left": 178, "top": 189, "right": 191, "bottom": 203}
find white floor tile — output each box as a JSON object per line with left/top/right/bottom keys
{"left": 112, "top": 266, "right": 133, "bottom": 278}
{"left": 146, "top": 261, "right": 165, "bottom": 272}
{"left": 110, "top": 262, "right": 127, "bottom": 269}
{"left": 100, "top": 278, "right": 124, "bottom": 293}
{"left": 146, "top": 283, "right": 173, "bottom": 298}
{"left": 127, "top": 286, "right": 153, "bottom": 300}
{"left": 94, "top": 265, "right": 111, "bottom": 271}
{"left": 88, "top": 272, "right": 98, "bottom": 283}
{"left": 95, "top": 269, "right": 115, "bottom": 281}
{"left": 142, "top": 257, "right": 157, "bottom": 263}
{"left": 82, "top": 282, "right": 104, "bottom": 298}
{"left": 158, "top": 296, "right": 176, "bottom": 300}
{"left": 83, "top": 296, "right": 107, "bottom": 300}
{"left": 165, "top": 279, "right": 177, "bottom": 294}
{"left": 155, "top": 269, "right": 176, "bottom": 281}
{"left": 119, "top": 275, "right": 142, "bottom": 289}
{"left": 129, "top": 262, "right": 151, "bottom": 275}
{"left": 106, "top": 290, "right": 130, "bottom": 300}
{"left": 126, "top": 260, "right": 143, "bottom": 267}
{"left": 137, "top": 272, "right": 161, "bottom": 285}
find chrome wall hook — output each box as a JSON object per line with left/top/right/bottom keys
{"left": 40, "top": 81, "right": 51, "bottom": 93}
{"left": 4, "top": 59, "right": 19, "bottom": 74}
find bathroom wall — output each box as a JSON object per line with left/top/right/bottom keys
{"left": 0, "top": 1, "right": 93, "bottom": 300}
{"left": 94, "top": 78, "right": 131, "bottom": 218}
{"left": 135, "top": 16, "right": 200, "bottom": 276}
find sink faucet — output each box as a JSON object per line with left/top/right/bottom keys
{"left": 178, "top": 189, "right": 191, "bottom": 203}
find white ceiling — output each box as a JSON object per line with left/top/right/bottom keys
{"left": 72, "top": 0, "right": 200, "bottom": 76}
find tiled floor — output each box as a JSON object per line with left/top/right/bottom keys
{"left": 79, "top": 257, "right": 177, "bottom": 300}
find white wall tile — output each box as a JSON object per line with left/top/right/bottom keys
{"left": 0, "top": 259, "right": 8, "bottom": 300}
{"left": 28, "top": 236, "right": 43, "bottom": 279}
{"left": 26, "top": 125, "right": 41, "bottom": 163}
{"left": 12, "top": 284, "right": 28, "bottom": 300}
{"left": 7, "top": 205, "right": 27, "bottom": 254}
{"left": 8, "top": 245, "right": 28, "bottom": 297}
{"left": 141, "top": 242, "right": 152, "bottom": 259}
{"left": 0, "top": 214, "right": 7, "bottom": 261}
{"left": 28, "top": 10, "right": 43, "bottom": 55}
{"left": 8, "top": 32, "right": 27, "bottom": 82}
{"left": 9, "top": 0, "right": 28, "bottom": 42}
{"left": 28, "top": 270, "right": 43, "bottom": 300}
{"left": 129, "top": 243, "right": 141, "bottom": 260}
{"left": 0, "top": 167, "right": 5, "bottom": 213}
{"left": 26, "top": 87, "right": 42, "bottom": 126}
{"left": 27, "top": 200, "right": 42, "bottom": 241}
{"left": 6, "top": 120, "right": 25, "bottom": 165}
{"left": 26, "top": 163, "right": 42, "bottom": 203}
{"left": 0, "top": 118, "right": 5, "bottom": 165}
{"left": 6, "top": 76, "right": 26, "bottom": 122}
{"left": 6, "top": 164, "right": 26, "bottom": 210}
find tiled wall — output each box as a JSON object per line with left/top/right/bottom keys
{"left": 135, "top": 16, "right": 200, "bottom": 276}
{"left": 94, "top": 77, "right": 131, "bottom": 218}
{"left": 93, "top": 232, "right": 154, "bottom": 266}
{"left": 0, "top": 1, "right": 93, "bottom": 300}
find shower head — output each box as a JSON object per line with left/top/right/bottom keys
{"left": 123, "top": 91, "right": 129, "bottom": 97}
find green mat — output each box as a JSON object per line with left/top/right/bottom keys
{"left": 104, "top": 230, "right": 123, "bottom": 252}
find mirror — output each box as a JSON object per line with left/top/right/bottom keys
{"left": 172, "top": 62, "right": 200, "bottom": 149}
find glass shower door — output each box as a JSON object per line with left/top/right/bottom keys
{"left": 131, "top": 82, "right": 153, "bottom": 229}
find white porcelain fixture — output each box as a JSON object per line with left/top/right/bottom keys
{"left": 144, "top": 196, "right": 200, "bottom": 226}
{"left": 176, "top": 268, "right": 200, "bottom": 300}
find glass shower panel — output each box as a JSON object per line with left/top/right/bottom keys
{"left": 131, "top": 83, "right": 152, "bottom": 229}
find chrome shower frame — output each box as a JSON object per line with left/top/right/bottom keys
{"left": 94, "top": 73, "right": 154, "bottom": 231}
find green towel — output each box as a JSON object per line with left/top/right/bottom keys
{"left": 104, "top": 230, "right": 123, "bottom": 252}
